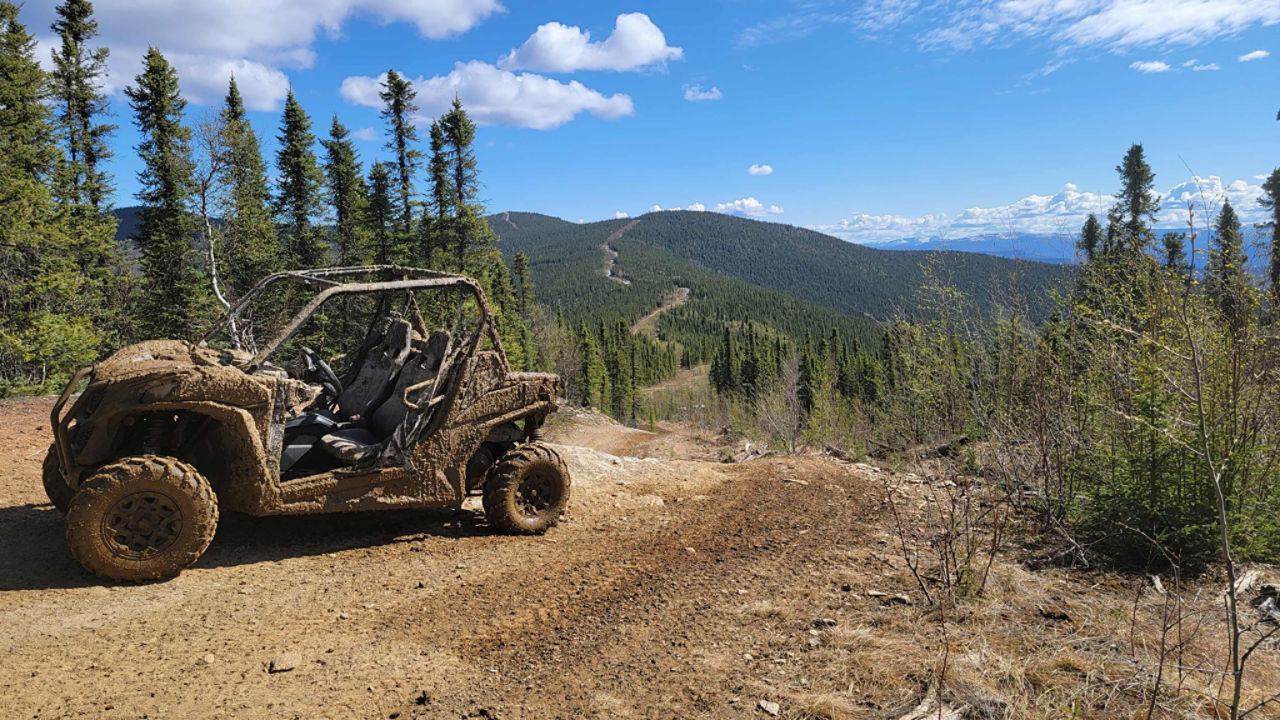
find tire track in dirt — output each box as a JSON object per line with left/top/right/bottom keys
{"left": 630, "top": 286, "right": 690, "bottom": 336}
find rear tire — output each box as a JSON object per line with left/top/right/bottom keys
{"left": 42, "top": 444, "right": 73, "bottom": 514}
{"left": 65, "top": 455, "right": 219, "bottom": 582}
{"left": 482, "top": 443, "right": 570, "bottom": 535}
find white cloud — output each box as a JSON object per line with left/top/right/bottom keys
{"left": 683, "top": 84, "right": 723, "bottom": 102}
{"left": 1240, "top": 49, "right": 1271, "bottom": 62}
{"left": 712, "top": 197, "right": 784, "bottom": 218}
{"left": 340, "top": 62, "right": 634, "bottom": 130}
{"left": 811, "top": 177, "right": 1270, "bottom": 244}
{"left": 1129, "top": 60, "right": 1172, "bottom": 73}
{"left": 685, "top": 202, "right": 706, "bottom": 212}
{"left": 747, "top": 1, "right": 1280, "bottom": 57}
{"left": 498, "top": 12, "right": 682, "bottom": 73}
{"left": 1182, "top": 58, "right": 1198, "bottom": 67}
{"left": 614, "top": 210, "right": 630, "bottom": 219}
{"left": 648, "top": 204, "right": 663, "bottom": 212}
{"left": 1192, "top": 63, "right": 1220, "bottom": 71}
{"left": 352, "top": 127, "right": 378, "bottom": 141}
{"left": 747, "top": 164, "right": 774, "bottom": 176}
{"left": 25, "top": 0, "right": 504, "bottom": 111}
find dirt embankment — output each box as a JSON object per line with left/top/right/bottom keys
{"left": 3, "top": 395, "right": 1279, "bottom": 719}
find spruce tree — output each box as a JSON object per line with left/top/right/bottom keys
{"left": 0, "top": 2, "right": 99, "bottom": 388}
{"left": 379, "top": 69, "right": 420, "bottom": 257}
{"left": 1078, "top": 213, "right": 1103, "bottom": 261}
{"left": 441, "top": 98, "right": 479, "bottom": 264}
{"left": 49, "top": 0, "right": 113, "bottom": 215}
{"left": 125, "top": 47, "right": 206, "bottom": 338}
{"left": 426, "top": 119, "right": 452, "bottom": 265}
{"left": 1205, "top": 202, "right": 1251, "bottom": 331}
{"left": 1160, "top": 232, "right": 1188, "bottom": 276}
{"left": 220, "top": 77, "right": 278, "bottom": 295}
{"left": 1261, "top": 168, "right": 1280, "bottom": 313}
{"left": 1111, "top": 143, "right": 1159, "bottom": 255}
{"left": 322, "top": 116, "right": 370, "bottom": 266}
{"left": 366, "top": 160, "right": 395, "bottom": 264}
{"left": 274, "top": 89, "right": 326, "bottom": 268}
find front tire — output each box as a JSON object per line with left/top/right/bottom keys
{"left": 482, "top": 443, "right": 570, "bottom": 535}
{"left": 42, "top": 444, "right": 74, "bottom": 514}
{"left": 65, "top": 456, "right": 219, "bottom": 582}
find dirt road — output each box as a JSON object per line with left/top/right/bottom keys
{"left": 0, "top": 397, "right": 890, "bottom": 719}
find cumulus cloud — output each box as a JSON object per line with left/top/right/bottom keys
{"left": 683, "top": 84, "right": 722, "bottom": 102}
{"left": 811, "top": 177, "right": 1270, "bottom": 244}
{"left": 498, "top": 13, "right": 682, "bottom": 73}
{"left": 685, "top": 202, "right": 706, "bottom": 212}
{"left": 1129, "top": 60, "right": 1171, "bottom": 73}
{"left": 615, "top": 210, "right": 630, "bottom": 219}
{"left": 25, "top": 0, "right": 504, "bottom": 111}
{"left": 747, "top": 164, "right": 774, "bottom": 176}
{"left": 1240, "top": 49, "right": 1271, "bottom": 62}
{"left": 648, "top": 204, "right": 663, "bottom": 212}
{"left": 713, "top": 197, "right": 784, "bottom": 218}
{"left": 340, "top": 62, "right": 634, "bottom": 130}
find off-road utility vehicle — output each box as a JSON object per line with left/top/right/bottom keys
{"left": 46, "top": 266, "right": 570, "bottom": 582}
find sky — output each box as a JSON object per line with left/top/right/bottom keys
{"left": 23, "top": 0, "right": 1280, "bottom": 245}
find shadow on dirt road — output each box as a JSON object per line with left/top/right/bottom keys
{"left": 0, "top": 500, "right": 489, "bottom": 591}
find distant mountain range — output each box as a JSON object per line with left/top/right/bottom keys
{"left": 855, "top": 233, "right": 1080, "bottom": 263}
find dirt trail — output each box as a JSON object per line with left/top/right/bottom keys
{"left": 630, "top": 286, "right": 690, "bottom": 336}
{"left": 0, "top": 395, "right": 878, "bottom": 719}
{"left": 6, "top": 394, "right": 1278, "bottom": 718}
{"left": 601, "top": 218, "right": 639, "bottom": 285}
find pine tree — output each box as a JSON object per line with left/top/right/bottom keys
{"left": 274, "top": 89, "right": 326, "bottom": 268}
{"left": 49, "top": 0, "right": 113, "bottom": 215}
{"left": 220, "top": 77, "right": 278, "bottom": 295}
{"left": 1111, "top": 143, "right": 1159, "bottom": 255}
{"left": 379, "top": 69, "right": 420, "bottom": 257}
{"left": 366, "top": 160, "right": 395, "bottom": 264}
{"left": 441, "top": 98, "right": 479, "bottom": 264}
{"left": 46, "top": 0, "right": 124, "bottom": 347}
{"left": 513, "top": 251, "right": 533, "bottom": 314}
{"left": 125, "top": 47, "right": 207, "bottom": 338}
{"left": 1160, "top": 232, "right": 1188, "bottom": 276}
{"left": 1261, "top": 168, "right": 1280, "bottom": 313}
{"left": 0, "top": 2, "right": 99, "bottom": 388}
{"left": 1078, "top": 213, "right": 1103, "bottom": 261}
{"left": 322, "top": 116, "right": 369, "bottom": 266}
{"left": 577, "top": 323, "right": 605, "bottom": 408}
{"left": 426, "top": 119, "right": 452, "bottom": 265}
{"left": 1205, "top": 202, "right": 1251, "bottom": 331}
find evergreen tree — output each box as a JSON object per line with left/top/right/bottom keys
{"left": 47, "top": 0, "right": 124, "bottom": 348}
{"left": 125, "top": 47, "right": 206, "bottom": 338}
{"left": 274, "top": 89, "right": 325, "bottom": 267}
{"left": 512, "top": 250, "right": 535, "bottom": 364}
{"left": 1261, "top": 168, "right": 1280, "bottom": 313}
{"left": 1111, "top": 143, "right": 1159, "bottom": 255}
{"left": 49, "top": 0, "right": 113, "bottom": 215}
{"left": 577, "top": 323, "right": 605, "bottom": 408}
{"left": 441, "top": 98, "right": 479, "bottom": 264}
{"left": 1078, "top": 213, "right": 1103, "bottom": 261}
{"left": 379, "top": 69, "right": 420, "bottom": 257}
{"left": 220, "top": 77, "right": 278, "bottom": 295}
{"left": 0, "top": 2, "right": 99, "bottom": 388}
{"left": 1160, "top": 232, "right": 1188, "bottom": 276}
{"left": 426, "top": 119, "right": 452, "bottom": 265}
{"left": 322, "top": 116, "right": 369, "bottom": 266}
{"left": 365, "top": 160, "right": 395, "bottom": 264}
{"left": 1205, "top": 202, "right": 1251, "bottom": 331}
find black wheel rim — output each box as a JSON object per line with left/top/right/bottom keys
{"left": 515, "top": 471, "right": 557, "bottom": 518}
{"left": 102, "top": 491, "right": 183, "bottom": 558}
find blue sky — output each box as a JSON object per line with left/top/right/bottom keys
{"left": 25, "top": 1, "right": 1280, "bottom": 244}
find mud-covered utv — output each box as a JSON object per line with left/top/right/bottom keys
{"left": 46, "top": 266, "right": 569, "bottom": 582}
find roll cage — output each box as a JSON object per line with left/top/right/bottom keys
{"left": 197, "top": 265, "right": 510, "bottom": 372}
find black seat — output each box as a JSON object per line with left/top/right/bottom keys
{"left": 318, "top": 330, "right": 451, "bottom": 464}
{"left": 334, "top": 318, "right": 412, "bottom": 420}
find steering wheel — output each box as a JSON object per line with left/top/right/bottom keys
{"left": 301, "top": 347, "right": 343, "bottom": 406}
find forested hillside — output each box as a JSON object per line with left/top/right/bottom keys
{"left": 491, "top": 210, "right": 1071, "bottom": 325}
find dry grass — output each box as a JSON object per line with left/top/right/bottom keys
{"left": 737, "top": 466, "right": 1280, "bottom": 720}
